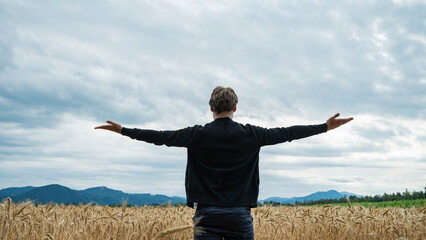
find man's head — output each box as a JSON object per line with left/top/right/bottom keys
{"left": 209, "top": 86, "right": 238, "bottom": 116}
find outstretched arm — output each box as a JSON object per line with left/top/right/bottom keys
{"left": 326, "top": 113, "right": 353, "bottom": 131}
{"left": 94, "top": 120, "right": 123, "bottom": 134}
{"left": 251, "top": 113, "right": 353, "bottom": 146}
{"left": 95, "top": 120, "right": 197, "bottom": 147}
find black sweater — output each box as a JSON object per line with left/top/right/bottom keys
{"left": 121, "top": 117, "right": 327, "bottom": 208}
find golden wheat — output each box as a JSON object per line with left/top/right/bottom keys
{"left": 1, "top": 198, "right": 425, "bottom": 239}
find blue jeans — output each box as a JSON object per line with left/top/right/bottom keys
{"left": 193, "top": 205, "right": 254, "bottom": 240}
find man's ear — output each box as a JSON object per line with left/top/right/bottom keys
{"left": 211, "top": 107, "right": 214, "bottom": 112}
{"left": 233, "top": 107, "right": 236, "bottom": 112}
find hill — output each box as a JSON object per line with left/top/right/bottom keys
{"left": 12, "top": 184, "right": 87, "bottom": 204}
{"left": 2, "top": 184, "right": 186, "bottom": 205}
{"left": 0, "top": 186, "right": 35, "bottom": 198}
{"left": 261, "top": 190, "right": 362, "bottom": 204}
{"left": 2, "top": 185, "right": 361, "bottom": 206}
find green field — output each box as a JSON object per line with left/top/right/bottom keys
{"left": 316, "top": 199, "right": 426, "bottom": 208}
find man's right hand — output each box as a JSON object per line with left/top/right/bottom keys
{"left": 94, "top": 120, "right": 123, "bottom": 134}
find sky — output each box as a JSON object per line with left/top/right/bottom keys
{"left": 0, "top": 0, "right": 425, "bottom": 200}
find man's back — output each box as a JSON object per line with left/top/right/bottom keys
{"left": 186, "top": 117, "right": 262, "bottom": 208}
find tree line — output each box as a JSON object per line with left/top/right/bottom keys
{"left": 262, "top": 188, "right": 426, "bottom": 206}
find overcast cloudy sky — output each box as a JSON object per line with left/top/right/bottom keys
{"left": 1, "top": 0, "right": 425, "bottom": 199}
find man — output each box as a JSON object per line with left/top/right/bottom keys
{"left": 95, "top": 86, "right": 353, "bottom": 239}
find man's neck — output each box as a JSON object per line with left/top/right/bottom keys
{"left": 213, "top": 111, "right": 234, "bottom": 120}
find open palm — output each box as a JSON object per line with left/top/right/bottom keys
{"left": 94, "top": 120, "right": 123, "bottom": 134}
{"left": 326, "top": 113, "right": 353, "bottom": 131}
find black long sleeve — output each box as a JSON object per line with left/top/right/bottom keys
{"left": 121, "top": 118, "right": 327, "bottom": 208}
{"left": 251, "top": 124, "right": 328, "bottom": 146}
{"left": 121, "top": 126, "right": 200, "bottom": 147}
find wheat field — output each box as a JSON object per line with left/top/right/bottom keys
{"left": 1, "top": 198, "right": 425, "bottom": 240}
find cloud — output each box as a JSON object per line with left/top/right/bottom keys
{"left": 0, "top": 0, "right": 425, "bottom": 198}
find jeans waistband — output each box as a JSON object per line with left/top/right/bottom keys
{"left": 196, "top": 204, "right": 250, "bottom": 211}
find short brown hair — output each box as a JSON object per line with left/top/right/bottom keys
{"left": 209, "top": 86, "right": 238, "bottom": 114}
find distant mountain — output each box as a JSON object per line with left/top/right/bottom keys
{"left": 1, "top": 184, "right": 186, "bottom": 205}
{"left": 77, "top": 186, "right": 186, "bottom": 205}
{"left": 0, "top": 186, "right": 35, "bottom": 198}
{"left": 78, "top": 186, "right": 127, "bottom": 205}
{"left": 12, "top": 184, "right": 87, "bottom": 204}
{"left": 261, "top": 190, "right": 362, "bottom": 204}
{"left": 1, "top": 185, "right": 360, "bottom": 206}
{"left": 340, "top": 191, "right": 364, "bottom": 198}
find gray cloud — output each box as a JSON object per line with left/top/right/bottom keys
{"left": 0, "top": 0, "right": 425, "bottom": 198}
